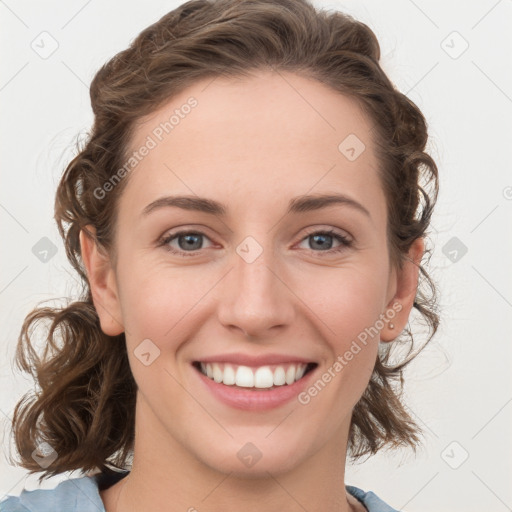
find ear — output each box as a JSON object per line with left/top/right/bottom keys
{"left": 380, "top": 237, "right": 424, "bottom": 342}
{"left": 79, "top": 225, "right": 124, "bottom": 336}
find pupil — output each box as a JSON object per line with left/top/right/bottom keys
{"left": 312, "top": 234, "right": 331, "bottom": 250}
{"left": 180, "top": 234, "right": 201, "bottom": 250}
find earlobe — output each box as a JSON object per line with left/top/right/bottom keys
{"left": 79, "top": 225, "right": 124, "bottom": 336}
{"left": 380, "top": 237, "right": 425, "bottom": 343}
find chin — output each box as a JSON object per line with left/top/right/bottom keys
{"left": 194, "top": 436, "right": 310, "bottom": 478}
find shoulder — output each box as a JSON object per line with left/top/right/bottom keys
{"left": 346, "top": 485, "right": 401, "bottom": 512}
{"left": 0, "top": 471, "right": 128, "bottom": 512}
{"left": 2, "top": 476, "right": 393, "bottom": 512}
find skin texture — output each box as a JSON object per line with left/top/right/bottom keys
{"left": 80, "top": 70, "right": 423, "bottom": 512}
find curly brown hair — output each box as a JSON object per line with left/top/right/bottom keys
{"left": 9, "top": 0, "right": 439, "bottom": 481}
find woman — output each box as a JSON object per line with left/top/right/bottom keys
{"left": 1, "top": 0, "right": 439, "bottom": 510}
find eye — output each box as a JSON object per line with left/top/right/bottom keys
{"left": 158, "top": 230, "right": 213, "bottom": 257}
{"left": 158, "top": 228, "right": 353, "bottom": 258}
{"left": 297, "top": 229, "right": 353, "bottom": 256}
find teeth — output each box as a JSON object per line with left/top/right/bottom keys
{"left": 235, "top": 365, "right": 254, "bottom": 387}
{"left": 212, "top": 363, "right": 223, "bottom": 383}
{"left": 198, "top": 362, "right": 310, "bottom": 388}
{"left": 274, "top": 366, "right": 286, "bottom": 386}
{"left": 296, "top": 365, "right": 307, "bottom": 380}
{"left": 254, "top": 366, "right": 274, "bottom": 388}
{"left": 223, "top": 364, "right": 236, "bottom": 385}
{"left": 285, "top": 365, "right": 295, "bottom": 385}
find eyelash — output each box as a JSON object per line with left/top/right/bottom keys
{"left": 158, "top": 228, "right": 353, "bottom": 258}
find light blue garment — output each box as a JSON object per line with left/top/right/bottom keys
{"left": 1, "top": 471, "right": 400, "bottom": 511}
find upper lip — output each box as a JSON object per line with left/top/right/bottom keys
{"left": 194, "top": 353, "right": 317, "bottom": 367}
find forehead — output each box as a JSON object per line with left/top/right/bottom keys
{"left": 118, "top": 70, "right": 385, "bottom": 224}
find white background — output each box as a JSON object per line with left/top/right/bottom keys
{"left": 1, "top": 1, "right": 511, "bottom": 511}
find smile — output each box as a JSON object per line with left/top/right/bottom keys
{"left": 192, "top": 361, "right": 317, "bottom": 390}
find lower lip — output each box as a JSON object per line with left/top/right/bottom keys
{"left": 193, "top": 365, "right": 317, "bottom": 411}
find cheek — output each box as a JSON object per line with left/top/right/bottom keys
{"left": 294, "top": 271, "right": 384, "bottom": 423}
{"left": 295, "top": 261, "right": 389, "bottom": 343}
{"left": 293, "top": 263, "right": 387, "bottom": 398}
{"left": 115, "top": 258, "right": 217, "bottom": 346}
{"left": 115, "top": 262, "right": 207, "bottom": 399}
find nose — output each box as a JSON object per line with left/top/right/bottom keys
{"left": 216, "top": 241, "right": 295, "bottom": 339}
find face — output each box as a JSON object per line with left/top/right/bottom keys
{"left": 82, "top": 70, "right": 422, "bottom": 477}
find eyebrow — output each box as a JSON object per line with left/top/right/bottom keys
{"left": 141, "top": 193, "right": 371, "bottom": 219}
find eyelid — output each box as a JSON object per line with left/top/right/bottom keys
{"left": 300, "top": 225, "right": 353, "bottom": 243}
{"left": 159, "top": 224, "right": 215, "bottom": 242}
